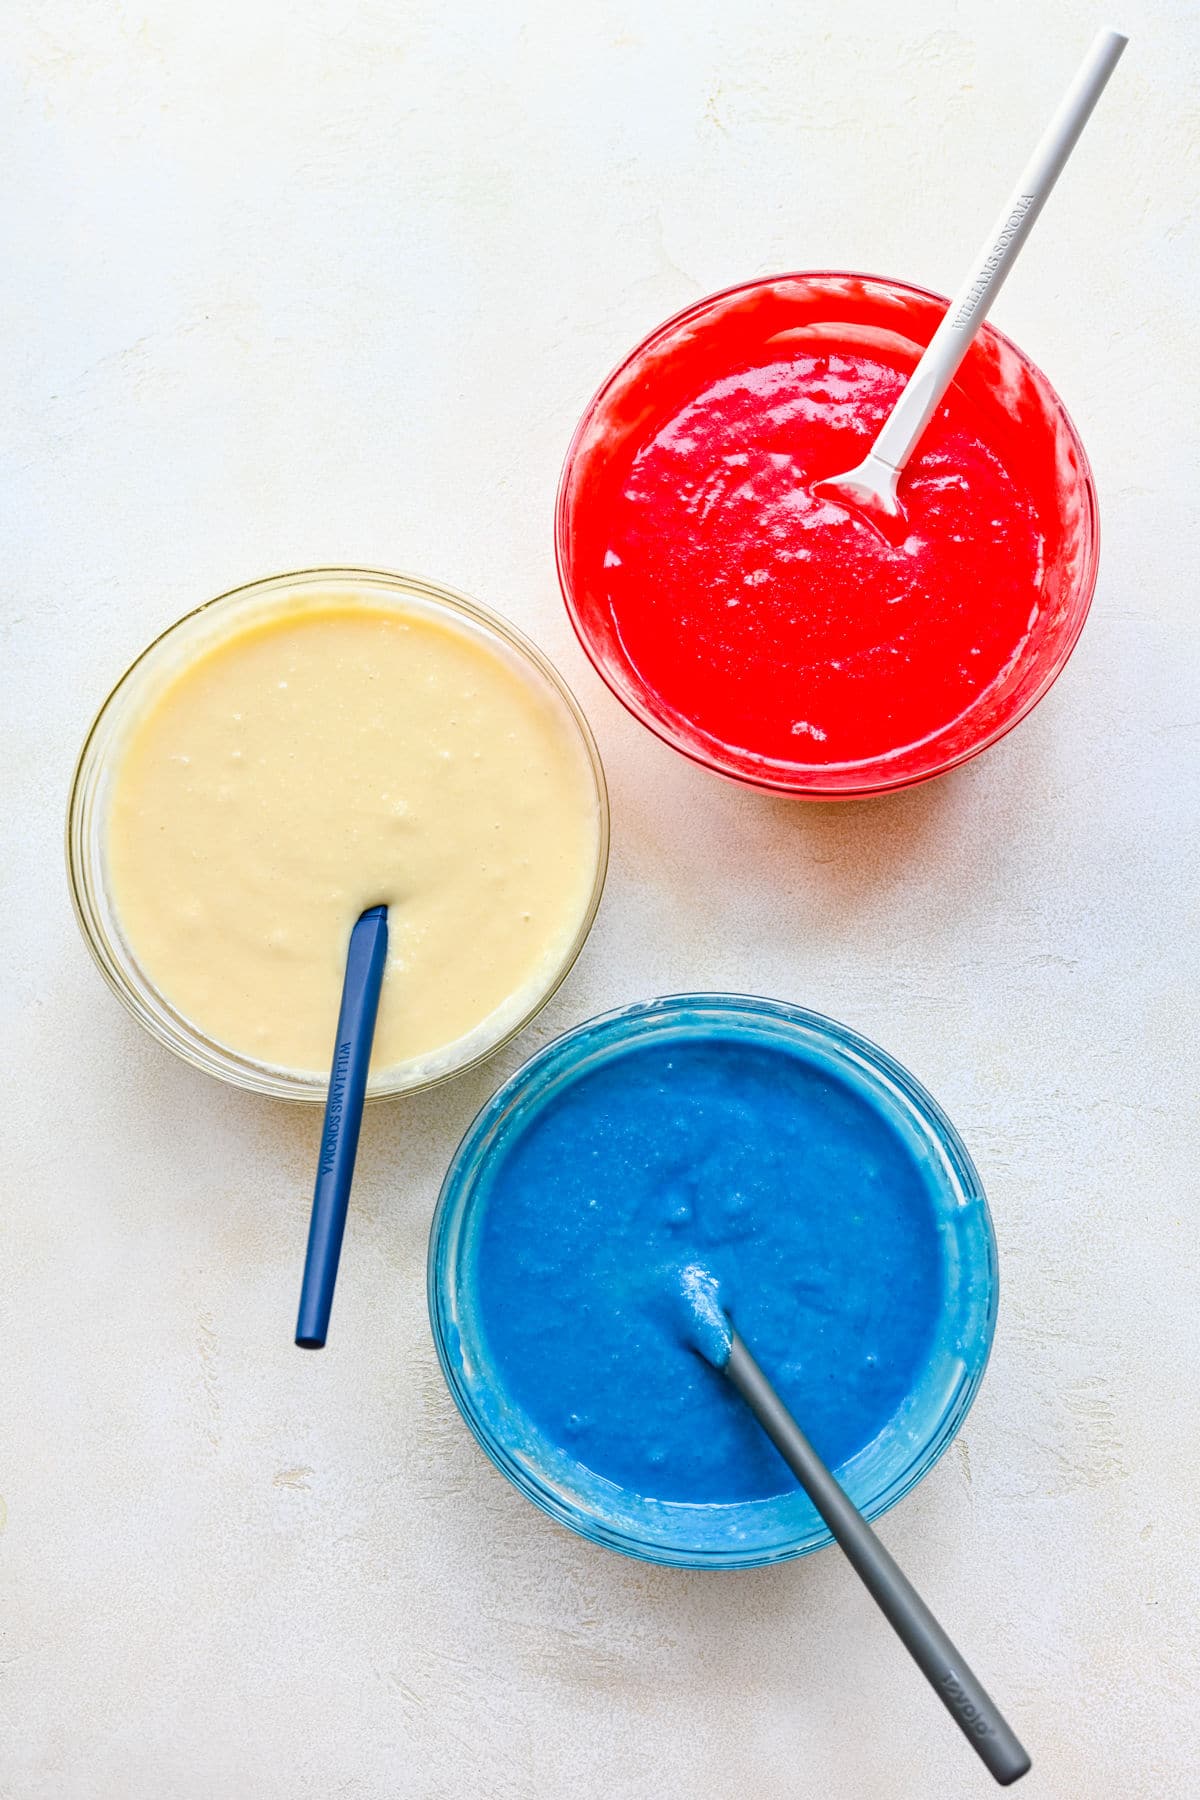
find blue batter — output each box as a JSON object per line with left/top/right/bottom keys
{"left": 468, "top": 1032, "right": 944, "bottom": 1505}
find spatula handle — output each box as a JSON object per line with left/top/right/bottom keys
{"left": 295, "top": 905, "right": 389, "bottom": 1348}
{"left": 872, "top": 28, "right": 1127, "bottom": 475}
{"left": 725, "top": 1332, "right": 1031, "bottom": 1785}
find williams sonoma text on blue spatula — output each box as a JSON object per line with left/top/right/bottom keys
{"left": 295, "top": 905, "right": 389, "bottom": 1348}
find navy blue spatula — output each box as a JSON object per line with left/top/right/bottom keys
{"left": 295, "top": 905, "right": 388, "bottom": 1348}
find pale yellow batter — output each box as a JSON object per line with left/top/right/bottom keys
{"left": 104, "top": 592, "right": 603, "bottom": 1081}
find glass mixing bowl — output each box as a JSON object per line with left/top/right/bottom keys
{"left": 557, "top": 271, "right": 1099, "bottom": 797}
{"left": 429, "top": 993, "right": 997, "bottom": 1568}
{"left": 67, "top": 567, "right": 609, "bottom": 1100}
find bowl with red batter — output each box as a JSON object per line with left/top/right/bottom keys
{"left": 556, "top": 272, "right": 1099, "bottom": 797}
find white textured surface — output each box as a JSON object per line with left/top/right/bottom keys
{"left": 3, "top": 3, "right": 1198, "bottom": 1795}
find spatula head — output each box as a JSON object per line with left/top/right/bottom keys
{"left": 811, "top": 451, "right": 908, "bottom": 548}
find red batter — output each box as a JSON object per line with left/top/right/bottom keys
{"left": 583, "top": 347, "right": 1044, "bottom": 767}
{"left": 559, "top": 276, "right": 1099, "bottom": 789}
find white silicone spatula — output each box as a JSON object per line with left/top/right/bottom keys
{"left": 812, "top": 28, "right": 1127, "bottom": 542}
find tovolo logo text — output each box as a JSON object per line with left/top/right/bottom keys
{"left": 940, "top": 1672, "right": 997, "bottom": 1739}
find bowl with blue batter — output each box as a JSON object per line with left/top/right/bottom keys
{"left": 428, "top": 994, "right": 997, "bottom": 1568}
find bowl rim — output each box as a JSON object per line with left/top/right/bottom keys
{"left": 554, "top": 267, "right": 1101, "bottom": 799}
{"left": 66, "top": 564, "right": 610, "bottom": 1101}
{"left": 427, "top": 990, "right": 999, "bottom": 1568}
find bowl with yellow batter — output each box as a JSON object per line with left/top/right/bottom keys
{"left": 67, "top": 568, "right": 609, "bottom": 1099}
